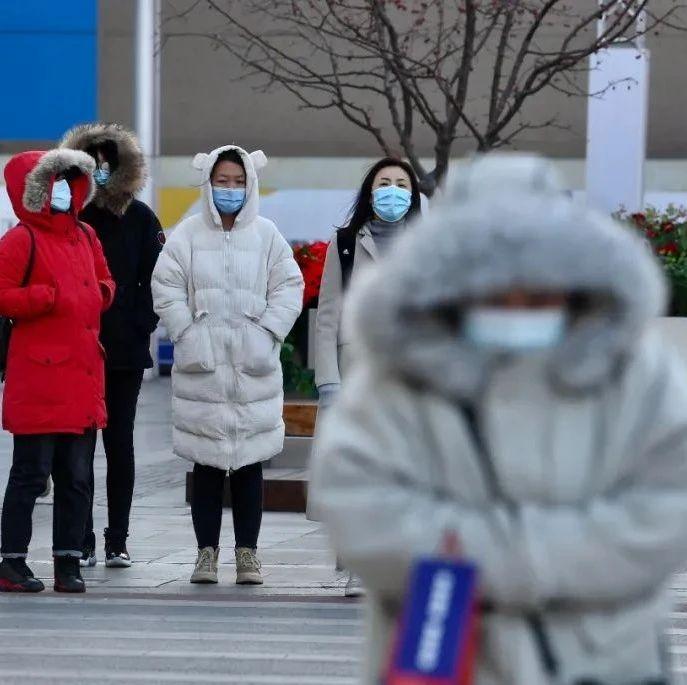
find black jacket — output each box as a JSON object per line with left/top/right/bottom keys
{"left": 80, "top": 200, "right": 162, "bottom": 369}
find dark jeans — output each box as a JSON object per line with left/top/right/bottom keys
{"left": 191, "top": 462, "right": 263, "bottom": 549}
{"left": 1, "top": 431, "right": 96, "bottom": 558}
{"left": 85, "top": 369, "right": 144, "bottom": 550}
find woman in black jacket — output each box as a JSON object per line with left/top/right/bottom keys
{"left": 60, "top": 123, "right": 163, "bottom": 568}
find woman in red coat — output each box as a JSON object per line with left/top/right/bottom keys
{"left": 0, "top": 149, "right": 115, "bottom": 593}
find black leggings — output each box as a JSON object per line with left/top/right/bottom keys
{"left": 191, "top": 462, "right": 263, "bottom": 550}
{"left": 85, "top": 369, "right": 144, "bottom": 550}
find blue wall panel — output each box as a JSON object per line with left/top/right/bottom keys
{"left": 0, "top": 1, "right": 97, "bottom": 140}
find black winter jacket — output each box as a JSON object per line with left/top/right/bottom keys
{"left": 80, "top": 200, "right": 163, "bottom": 369}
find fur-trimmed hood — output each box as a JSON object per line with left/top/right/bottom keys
{"left": 191, "top": 144, "right": 267, "bottom": 230}
{"left": 59, "top": 123, "right": 146, "bottom": 216}
{"left": 4, "top": 149, "right": 95, "bottom": 231}
{"left": 349, "top": 154, "right": 667, "bottom": 399}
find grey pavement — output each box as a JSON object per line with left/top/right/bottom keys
{"left": 0, "top": 377, "right": 346, "bottom": 597}
{"left": 0, "top": 377, "right": 362, "bottom": 683}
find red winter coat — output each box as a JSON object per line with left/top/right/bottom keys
{"left": 0, "top": 150, "right": 115, "bottom": 435}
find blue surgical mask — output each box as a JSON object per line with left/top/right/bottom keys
{"left": 50, "top": 179, "right": 72, "bottom": 213}
{"left": 212, "top": 187, "right": 246, "bottom": 215}
{"left": 372, "top": 186, "right": 412, "bottom": 223}
{"left": 93, "top": 168, "right": 111, "bottom": 186}
{"left": 463, "top": 307, "right": 567, "bottom": 353}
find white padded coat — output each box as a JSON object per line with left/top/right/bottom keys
{"left": 152, "top": 145, "right": 303, "bottom": 470}
{"left": 310, "top": 163, "right": 687, "bottom": 684}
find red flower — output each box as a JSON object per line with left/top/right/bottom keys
{"left": 661, "top": 221, "right": 676, "bottom": 233}
{"left": 646, "top": 230, "right": 658, "bottom": 239}
{"left": 631, "top": 212, "right": 647, "bottom": 225}
{"left": 659, "top": 242, "right": 679, "bottom": 256}
{"left": 293, "top": 240, "right": 330, "bottom": 307}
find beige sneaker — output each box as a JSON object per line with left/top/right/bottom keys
{"left": 190, "top": 546, "right": 218, "bottom": 584}
{"left": 235, "top": 547, "right": 263, "bottom": 585}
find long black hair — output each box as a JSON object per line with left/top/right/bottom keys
{"left": 340, "top": 157, "right": 422, "bottom": 237}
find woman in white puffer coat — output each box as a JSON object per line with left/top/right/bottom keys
{"left": 310, "top": 155, "right": 687, "bottom": 684}
{"left": 152, "top": 145, "right": 303, "bottom": 586}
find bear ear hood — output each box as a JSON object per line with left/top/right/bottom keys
{"left": 59, "top": 122, "right": 146, "bottom": 215}
{"left": 193, "top": 145, "right": 267, "bottom": 230}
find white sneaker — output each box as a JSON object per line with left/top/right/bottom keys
{"left": 235, "top": 547, "right": 263, "bottom": 585}
{"left": 190, "top": 546, "right": 218, "bottom": 584}
{"left": 80, "top": 548, "right": 97, "bottom": 568}
{"left": 345, "top": 572, "right": 365, "bottom": 598}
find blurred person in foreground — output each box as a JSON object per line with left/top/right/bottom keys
{"left": 309, "top": 154, "right": 687, "bottom": 684}
{"left": 313, "top": 157, "right": 422, "bottom": 597}
{"left": 152, "top": 145, "right": 303, "bottom": 586}
{"left": 60, "top": 123, "right": 163, "bottom": 569}
{"left": 0, "top": 149, "right": 114, "bottom": 593}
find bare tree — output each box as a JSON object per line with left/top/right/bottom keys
{"left": 166, "top": 0, "right": 686, "bottom": 195}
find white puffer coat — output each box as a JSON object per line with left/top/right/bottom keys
{"left": 310, "top": 157, "right": 687, "bottom": 684}
{"left": 152, "top": 145, "right": 303, "bottom": 470}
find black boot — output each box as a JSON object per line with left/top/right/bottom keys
{"left": 0, "top": 558, "right": 45, "bottom": 593}
{"left": 53, "top": 556, "right": 86, "bottom": 593}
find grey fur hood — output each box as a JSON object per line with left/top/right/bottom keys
{"left": 349, "top": 168, "right": 667, "bottom": 399}
{"left": 59, "top": 123, "right": 146, "bottom": 215}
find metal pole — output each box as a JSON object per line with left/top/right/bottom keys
{"left": 135, "top": 0, "right": 162, "bottom": 379}
{"left": 135, "top": 0, "right": 160, "bottom": 211}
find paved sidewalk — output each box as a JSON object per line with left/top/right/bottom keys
{"left": 0, "top": 377, "right": 345, "bottom": 597}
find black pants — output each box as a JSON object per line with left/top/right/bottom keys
{"left": 85, "top": 369, "right": 144, "bottom": 550}
{"left": 191, "top": 462, "right": 263, "bottom": 549}
{"left": 1, "top": 431, "right": 95, "bottom": 558}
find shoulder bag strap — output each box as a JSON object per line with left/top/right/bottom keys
{"left": 16, "top": 224, "right": 36, "bottom": 287}
{"left": 459, "top": 403, "right": 561, "bottom": 679}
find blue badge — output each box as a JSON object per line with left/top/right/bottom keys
{"left": 385, "top": 558, "right": 478, "bottom": 685}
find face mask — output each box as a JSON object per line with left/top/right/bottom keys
{"left": 93, "top": 168, "right": 110, "bottom": 186}
{"left": 212, "top": 187, "right": 246, "bottom": 215}
{"left": 50, "top": 179, "right": 72, "bottom": 213}
{"left": 463, "top": 307, "right": 567, "bottom": 353}
{"left": 372, "top": 186, "right": 412, "bottom": 223}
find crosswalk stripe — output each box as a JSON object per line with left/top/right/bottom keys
{"left": 0, "top": 627, "right": 364, "bottom": 645}
{"left": 0, "top": 646, "right": 358, "bottom": 662}
{"left": 0, "top": 596, "right": 363, "bottom": 682}
{"left": 0, "top": 670, "right": 357, "bottom": 684}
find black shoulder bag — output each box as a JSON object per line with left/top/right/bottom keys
{"left": 336, "top": 228, "right": 356, "bottom": 291}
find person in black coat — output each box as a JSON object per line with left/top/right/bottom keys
{"left": 60, "top": 123, "right": 163, "bottom": 568}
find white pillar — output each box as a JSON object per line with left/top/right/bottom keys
{"left": 135, "top": 0, "right": 160, "bottom": 212}
{"left": 585, "top": 3, "right": 649, "bottom": 214}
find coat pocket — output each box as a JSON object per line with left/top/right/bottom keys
{"left": 240, "top": 322, "right": 279, "bottom": 376}
{"left": 174, "top": 323, "right": 215, "bottom": 373}
{"left": 27, "top": 345, "right": 71, "bottom": 366}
